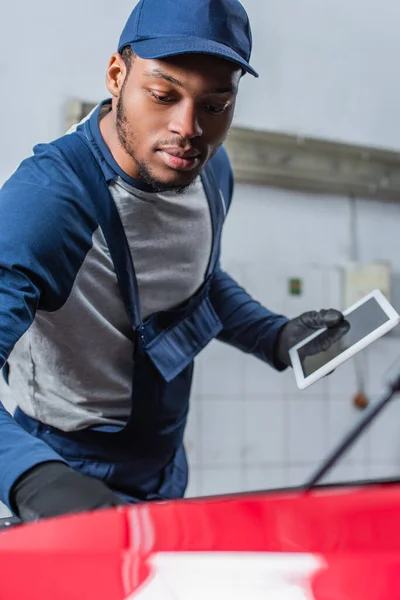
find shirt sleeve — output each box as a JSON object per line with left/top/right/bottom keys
{"left": 210, "top": 267, "right": 289, "bottom": 370}
{"left": 0, "top": 143, "right": 97, "bottom": 508}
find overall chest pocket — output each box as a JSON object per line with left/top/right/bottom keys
{"left": 141, "top": 287, "right": 223, "bottom": 383}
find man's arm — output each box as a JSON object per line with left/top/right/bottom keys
{"left": 0, "top": 155, "right": 76, "bottom": 507}
{"left": 210, "top": 267, "right": 349, "bottom": 370}
{"left": 0, "top": 265, "right": 75, "bottom": 509}
{"left": 0, "top": 144, "right": 124, "bottom": 517}
{"left": 210, "top": 267, "right": 289, "bottom": 370}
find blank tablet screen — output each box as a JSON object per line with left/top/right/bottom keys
{"left": 298, "top": 297, "right": 390, "bottom": 377}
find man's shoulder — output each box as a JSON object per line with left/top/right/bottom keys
{"left": 0, "top": 133, "right": 98, "bottom": 248}
{"left": 4, "top": 134, "right": 84, "bottom": 194}
{"left": 0, "top": 132, "right": 99, "bottom": 220}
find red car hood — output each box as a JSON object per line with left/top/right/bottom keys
{"left": 0, "top": 483, "right": 400, "bottom": 599}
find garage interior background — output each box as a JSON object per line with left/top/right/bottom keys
{"left": 1, "top": 0, "right": 400, "bottom": 513}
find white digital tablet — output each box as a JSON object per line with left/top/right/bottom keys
{"left": 289, "top": 289, "right": 400, "bottom": 390}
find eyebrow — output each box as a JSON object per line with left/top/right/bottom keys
{"left": 143, "top": 68, "right": 238, "bottom": 94}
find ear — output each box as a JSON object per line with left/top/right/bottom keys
{"left": 105, "top": 53, "right": 128, "bottom": 99}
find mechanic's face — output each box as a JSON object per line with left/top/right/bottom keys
{"left": 107, "top": 53, "right": 241, "bottom": 192}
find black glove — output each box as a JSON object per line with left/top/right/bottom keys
{"left": 11, "top": 461, "right": 126, "bottom": 522}
{"left": 276, "top": 309, "right": 350, "bottom": 367}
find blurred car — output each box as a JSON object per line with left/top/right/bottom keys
{"left": 0, "top": 478, "right": 400, "bottom": 599}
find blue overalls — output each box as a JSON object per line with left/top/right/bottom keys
{"left": 14, "top": 133, "right": 228, "bottom": 502}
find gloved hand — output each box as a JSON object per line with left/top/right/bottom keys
{"left": 11, "top": 461, "right": 126, "bottom": 522}
{"left": 276, "top": 309, "right": 350, "bottom": 367}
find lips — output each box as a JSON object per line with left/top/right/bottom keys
{"left": 157, "top": 147, "right": 201, "bottom": 171}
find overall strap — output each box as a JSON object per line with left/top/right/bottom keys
{"left": 201, "top": 160, "right": 226, "bottom": 277}
{"left": 53, "top": 133, "right": 142, "bottom": 330}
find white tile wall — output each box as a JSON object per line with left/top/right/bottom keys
{"left": 243, "top": 400, "right": 285, "bottom": 464}
{"left": 286, "top": 397, "right": 328, "bottom": 465}
{"left": 244, "top": 354, "right": 284, "bottom": 397}
{"left": 201, "top": 467, "right": 243, "bottom": 497}
{"left": 366, "top": 463, "right": 400, "bottom": 480}
{"left": 286, "top": 465, "right": 315, "bottom": 487}
{"left": 365, "top": 337, "right": 400, "bottom": 396}
{"left": 196, "top": 340, "right": 245, "bottom": 397}
{"left": 326, "top": 397, "right": 368, "bottom": 465}
{"left": 322, "top": 463, "right": 368, "bottom": 484}
{"left": 282, "top": 367, "right": 328, "bottom": 401}
{"left": 200, "top": 399, "right": 244, "bottom": 468}
{"left": 242, "top": 466, "right": 285, "bottom": 492}
{"left": 185, "top": 468, "right": 202, "bottom": 498}
{"left": 366, "top": 397, "right": 400, "bottom": 463}
{"left": 241, "top": 265, "right": 288, "bottom": 315}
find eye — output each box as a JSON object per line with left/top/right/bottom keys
{"left": 204, "top": 104, "right": 228, "bottom": 115}
{"left": 149, "top": 91, "right": 175, "bottom": 104}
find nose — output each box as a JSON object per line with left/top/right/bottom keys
{"left": 168, "top": 100, "right": 203, "bottom": 140}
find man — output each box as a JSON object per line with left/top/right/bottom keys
{"left": 0, "top": 0, "right": 348, "bottom": 522}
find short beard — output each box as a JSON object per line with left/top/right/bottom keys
{"left": 116, "top": 91, "right": 195, "bottom": 194}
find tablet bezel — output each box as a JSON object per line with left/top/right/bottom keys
{"left": 289, "top": 288, "right": 400, "bottom": 390}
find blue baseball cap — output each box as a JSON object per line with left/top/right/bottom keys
{"left": 118, "top": 0, "right": 258, "bottom": 78}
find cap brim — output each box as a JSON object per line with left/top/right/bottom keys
{"left": 123, "top": 36, "right": 259, "bottom": 77}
